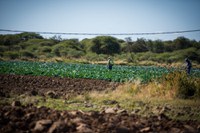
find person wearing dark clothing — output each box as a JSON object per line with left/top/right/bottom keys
{"left": 185, "top": 58, "right": 192, "bottom": 74}
{"left": 107, "top": 57, "right": 114, "bottom": 70}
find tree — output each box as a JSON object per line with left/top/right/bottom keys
{"left": 152, "top": 40, "right": 164, "bottom": 53}
{"left": 91, "top": 36, "right": 120, "bottom": 55}
{"left": 2, "top": 35, "right": 20, "bottom": 46}
{"left": 125, "top": 37, "right": 132, "bottom": 45}
{"left": 81, "top": 38, "right": 93, "bottom": 52}
{"left": 173, "top": 36, "right": 191, "bottom": 50}
{"left": 124, "top": 37, "right": 133, "bottom": 52}
{"left": 50, "top": 35, "right": 62, "bottom": 43}
{"left": 163, "top": 41, "right": 173, "bottom": 52}
{"left": 131, "top": 38, "right": 148, "bottom": 52}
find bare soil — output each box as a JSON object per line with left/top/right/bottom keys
{"left": 0, "top": 74, "right": 200, "bottom": 133}
{"left": 0, "top": 74, "right": 119, "bottom": 98}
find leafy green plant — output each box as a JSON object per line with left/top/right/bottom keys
{"left": 0, "top": 61, "right": 199, "bottom": 83}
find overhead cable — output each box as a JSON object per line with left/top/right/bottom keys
{"left": 0, "top": 29, "right": 200, "bottom": 36}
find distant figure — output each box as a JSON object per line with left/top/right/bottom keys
{"left": 107, "top": 57, "right": 114, "bottom": 70}
{"left": 185, "top": 58, "right": 192, "bottom": 74}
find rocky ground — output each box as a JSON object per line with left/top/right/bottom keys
{"left": 0, "top": 103, "right": 200, "bottom": 133}
{"left": 0, "top": 74, "right": 200, "bottom": 133}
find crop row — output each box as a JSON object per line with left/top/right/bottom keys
{"left": 0, "top": 61, "right": 199, "bottom": 82}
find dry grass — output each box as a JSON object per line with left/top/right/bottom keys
{"left": 76, "top": 71, "right": 200, "bottom": 104}
{"left": 82, "top": 80, "right": 175, "bottom": 103}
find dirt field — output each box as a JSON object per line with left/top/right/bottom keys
{"left": 0, "top": 74, "right": 119, "bottom": 98}
{"left": 0, "top": 74, "right": 200, "bottom": 133}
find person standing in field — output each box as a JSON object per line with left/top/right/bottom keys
{"left": 185, "top": 58, "right": 192, "bottom": 74}
{"left": 107, "top": 57, "right": 114, "bottom": 70}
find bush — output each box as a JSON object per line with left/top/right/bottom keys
{"left": 21, "top": 50, "right": 36, "bottom": 58}
{"left": 52, "top": 44, "right": 64, "bottom": 56}
{"left": 40, "top": 46, "right": 52, "bottom": 53}
{"left": 163, "top": 71, "right": 200, "bottom": 99}
{"left": 4, "top": 51, "right": 19, "bottom": 59}
{"left": 67, "top": 49, "right": 85, "bottom": 58}
{"left": 127, "top": 53, "right": 136, "bottom": 63}
{"left": 177, "top": 75, "right": 196, "bottom": 99}
{"left": 51, "top": 40, "right": 84, "bottom": 57}
{"left": 38, "top": 40, "right": 55, "bottom": 46}
{"left": 85, "top": 53, "right": 108, "bottom": 61}
{"left": 0, "top": 46, "right": 8, "bottom": 52}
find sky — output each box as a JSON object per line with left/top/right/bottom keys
{"left": 0, "top": 0, "right": 200, "bottom": 41}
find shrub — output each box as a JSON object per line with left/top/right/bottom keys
{"left": 127, "top": 53, "right": 136, "bottom": 63}
{"left": 177, "top": 75, "right": 196, "bottom": 99}
{"left": 67, "top": 49, "right": 85, "bottom": 58}
{"left": 21, "top": 50, "right": 37, "bottom": 58}
{"left": 4, "top": 51, "right": 19, "bottom": 59}
{"left": 40, "top": 46, "right": 52, "bottom": 53}
{"left": 0, "top": 46, "right": 8, "bottom": 52}
{"left": 85, "top": 53, "right": 108, "bottom": 61}
{"left": 51, "top": 40, "right": 84, "bottom": 57}
{"left": 52, "top": 44, "right": 64, "bottom": 56}
{"left": 163, "top": 71, "right": 200, "bottom": 99}
{"left": 38, "top": 40, "right": 55, "bottom": 46}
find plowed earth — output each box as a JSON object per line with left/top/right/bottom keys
{"left": 0, "top": 74, "right": 200, "bottom": 133}
{"left": 0, "top": 74, "right": 119, "bottom": 98}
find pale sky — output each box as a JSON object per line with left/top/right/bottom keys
{"left": 0, "top": 0, "right": 200, "bottom": 41}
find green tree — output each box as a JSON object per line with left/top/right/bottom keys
{"left": 152, "top": 40, "right": 164, "bottom": 53}
{"left": 81, "top": 38, "right": 93, "bottom": 52}
{"left": 131, "top": 38, "right": 148, "bottom": 52}
{"left": 2, "top": 35, "right": 20, "bottom": 46}
{"left": 50, "top": 35, "right": 62, "bottom": 43}
{"left": 125, "top": 37, "right": 132, "bottom": 45}
{"left": 91, "top": 36, "right": 120, "bottom": 55}
{"left": 163, "top": 41, "right": 173, "bottom": 52}
{"left": 173, "top": 36, "right": 191, "bottom": 50}
{"left": 124, "top": 37, "right": 133, "bottom": 52}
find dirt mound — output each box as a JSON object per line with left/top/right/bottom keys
{"left": 0, "top": 104, "right": 199, "bottom": 133}
{"left": 0, "top": 74, "right": 120, "bottom": 98}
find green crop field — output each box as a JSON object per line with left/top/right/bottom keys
{"left": 0, "top": 61, "right": 200, "bottom": 82}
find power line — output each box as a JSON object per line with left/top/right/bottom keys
{"left": 0, "top": 28, "right": 200, "bottom": 36}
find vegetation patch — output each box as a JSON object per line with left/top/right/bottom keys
{"left": 1, "top": 61, "right": 200, "bottom": 83}
{"left": 1, "top": 33, "right": 200, "bottom": 65}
